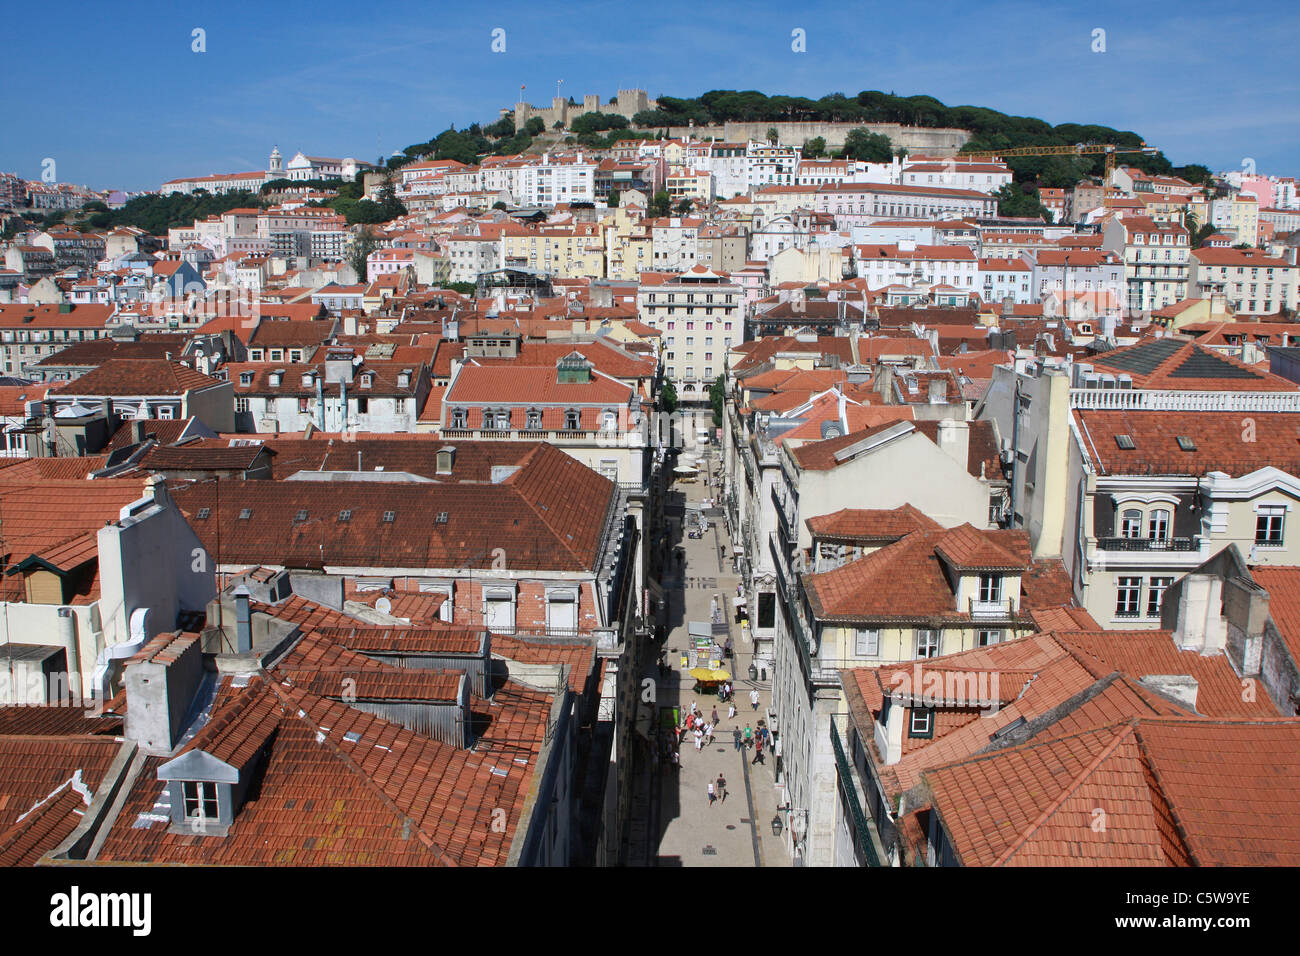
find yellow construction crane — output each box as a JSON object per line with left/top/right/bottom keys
{"left": 957, "top": 142, "right": 1161, "bottom": 205}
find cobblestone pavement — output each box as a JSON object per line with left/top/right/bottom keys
{"left": 648, "top": 432, "right": 791, "bottom": 868}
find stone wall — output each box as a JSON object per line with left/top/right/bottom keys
{"left": 661, "top": 122, "right": 970, "bottom": 153}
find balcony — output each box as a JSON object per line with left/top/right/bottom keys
{"left": 1097, "top": 536, "right": 1197, "bottom": 552}
{"left": 771, "top": 486, "right": 797, "bottom": 547}
{"left": 968, "top": 596, "right": 1016, "bottom": 620}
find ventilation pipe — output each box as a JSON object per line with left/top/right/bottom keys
{"left": 57, "top": 607, "right": 80, "bottom": 701}
{"left": 234, "top": 586, "right": 252, "bottom": 653}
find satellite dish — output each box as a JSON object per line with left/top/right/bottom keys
{"left": 375, "top": 596, "right": 392, "bottom": 615}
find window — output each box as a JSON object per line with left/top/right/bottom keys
{"left": 1120, "top": 508, "right": 1142, "bottom": 538}
{"left": 1116, "top": 577, "right": 1141, "bottom": 617}
{"left": 1146, "top": 509, "right": 1170, "bottom": 541}
{"left": 235, "top": 397, "right": 249, "bottom": 414}
{"left": 978, "top": 574, "right": 1002, "bottom": 603}
{"left": 182, "top": 781, "right": 219, "bottom": 821}
{"left": 526, "top": 408, "right": 542, "bottom": 430}
{"left": 854, "top": 629, "right": 879, "bottom": 657}
{"left": 1257, "top": 505, "right": 1286, "bottom": 546}
{"left": 978, "top": 629, "right": 1002, "bottom": 647}
{"left": 909, "top": 708, "right": 934, "bottom": 738}
{"left": 1147, "top": 577, "right": 1173, "bottom": 618}
{"left": 546, "top": 591, "right": 578, "bottom": 631}
{"left": 484, "top": 588, "right": 515, "bottom": 632}
{"left": 564, "top": 409, "right": 581, "bottom": 430}
{"left": 298, "top": 397, "right": 309, "bottom": 413}
{"left": 915, "top": 629, "right": 939, "bottom": 659}
{"left": 451, "top": 408, "right": 467, "bottom": 428}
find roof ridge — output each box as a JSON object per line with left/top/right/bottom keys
{"left": 991, "top": 720, "right": 1138, "bottom": 866}
{"left": 1130, "top": 722, "right": 1202, "bottom": 866}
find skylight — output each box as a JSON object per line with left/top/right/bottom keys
{"left": 1115, "top": 435, "right": 1135, "bottom": 450}
{"left": 294, "top": 509, "right": 308, "bottom": 521}
{"left": 196, "top": 508, "right": 210, "bottom": 520}
{"left": 238, "top": 508, "right": 252, "bottom": 519}
{"left": 1176, "top": 436, "right": 1197, "bottom": 451}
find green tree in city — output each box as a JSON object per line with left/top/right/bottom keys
{"left": 709, "top": 374, "right": 725, "bottom": 428}
{"left": 649, "top": 190, "right": 672, "bottom": 217}
{"left": 660, "top": 378, "right": 678, "bottom": 414}
{"left": 525, "top": 116, "right": 545, "bottom": 136}
{"left": 766, "top": 127, "right": 779, "bottom": 144}
{"left": 993, "top": 182, "right": 1052, "bottom": 221}
{"left": 347, "top": 226, "right": 380, "bottom": 280}
{"left": 674, "top": 198, "right": 693, "bottom": 215}
{"left": 802, "top": 136, "right": 827, "bottom": 159}
{"left": 842, "top": 128, "right": 893, "bottom": 162}
{"left": 607, "top": 189, "right": 620, "bottom": 208}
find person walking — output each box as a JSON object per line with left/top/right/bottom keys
{"left": 707, "top": 782, "right": 716, "bottom": 807}
{"left": 704, "top": 722, "right": 714, "bottom": 745}
{"left": 752, "top": 738, "right": 765, "bottom": 766}
{"left": 744, "top": 724, "right": 753, "bottom": 749}
{"left": 716, "top": 773, "right": 728, "bottom": 803}
{"left": 733, "top": 727, "right": 743, "bottom": 751}
{"left": 750, "top": 689, "right": 760, "bottom": 711}
{"left": 711, "top": 706, "right": 719, "bottom": 727}
{"left": 728, "top": 701, "right": 737, "bottom": 720}
{"left": 694, "top": 728, "right": 703, "bottom": 752}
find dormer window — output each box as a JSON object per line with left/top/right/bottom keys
{"left": 978, "top": 574, "right": 1002, "bottom": 603}
{"left": 451, "top": 408, "right": 467, "bottom": 429}
{"left": 564, "top": 409, "right": 581, "bottom": 431}
{"left": 360, "top": 373, "right": 373, "bottom": 389}
{"left": 526, "top": 408, "right": 542, "bottom": 430}
{"left": 182, "top": 781, "right": 219, "bottom": 822}
{"left": 909, "top": 708, "right": 934, "bottom": 738}
{"left": 250, "top": 349, "right": 264, "bottom": 361}
{"left": 239, "top": 371, "right": 253, "bottom": 386}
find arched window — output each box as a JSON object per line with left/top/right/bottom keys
{"left": 1146, "top": 509, "right": 1170, "bottom": 541}
{"left": 564, "top": 408, "right": 581, "bottom": 431}
{"left": 1119, "top": 508, "right": 1142, "bottom": 538}
{"left": 526, "top": 407, "right": 542, "bottom": 430}
{"left": 601, "top": 409, "right": 618, "bottom": 431}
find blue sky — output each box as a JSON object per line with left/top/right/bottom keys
{"left": 4, "top": 0, "right": 1297, "bottom": 191}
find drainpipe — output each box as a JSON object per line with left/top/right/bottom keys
{"left": 316, "top": 374, "right": 325, "bottom": 430}
{"left": 57, "top": 607, "right": 80, "bottom": 702}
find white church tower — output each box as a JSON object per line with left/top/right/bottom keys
{"left": 269, "top": 146, "right": 283, "bottom": 176}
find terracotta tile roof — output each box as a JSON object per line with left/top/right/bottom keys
{"left": 248, "top": 319, "right": 336, "bottom": 349}
{"left": 49, "top": 359, "right": 223, "bottom": 397}
{"left": 924, "top": 716, "right": 1300, "bottom": 866}
{"left": 0, "top": 476, "right": 149, "bottom": 557}
{"left": 446, "top": 364, "right": 631, "bottom": 406}
{"left": 804, "top": 525, "right": 1039, "bottom": 623}
{"left": 1054, "top": 630, "right": 1279, "bottom": 718}
{"left": 490, "top": 633, "right": 597, "bottom": 694}
{"left": 171, "top": 444, "right": 613, "bottom": 572}
{"left": 1246, "top": 566, "right": 1300, "bottom": 665}
{"left": 805, "top": 504, "right": 941, "bottom": 543}
{"left": 142, "top": 444, "right": 269, "bottom": 471}
{"left": 103, "top": 418, "right": 193, "bottom": 451}
{"left": 31, "top": 335, "right": 191, "bottom": 368}
{"left": 0, "top": 735, "right": 126, "bottom": 866}
{"left": 1087, "top": 338, "right": 1299, "bottom": 393}
{"left": 1075, "top": 410, "right": 1300, "bottom": 477}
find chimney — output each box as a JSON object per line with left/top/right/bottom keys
{"left": 234, "top": 585, "right": 252, "bottom": 653}
{"left": 928, "top": 377, "right": 948, "bottom": 404}
{"left": 1171, "top": 573, "right": 1228, "bottom": 655}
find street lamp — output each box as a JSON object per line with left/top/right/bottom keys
{"left": 771, "top": 814, "right": 783, "bottom": 837}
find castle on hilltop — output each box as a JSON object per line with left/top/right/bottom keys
{"left": 501, "top": 88, "right": 656, "bottom": 130}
